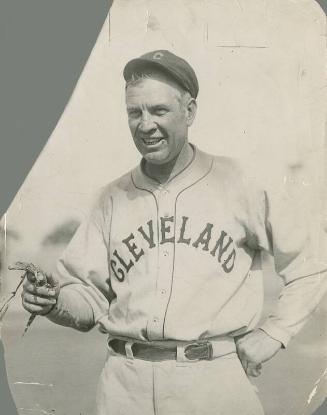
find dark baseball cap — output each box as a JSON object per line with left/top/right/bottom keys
{"left": 123, "top": 50, "right": 199, "bottom": 99}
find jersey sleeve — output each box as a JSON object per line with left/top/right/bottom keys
{"left": 47, "top": 187, "right": 113, "bottom": 331}
{"left": 255, "top": 183, "right": 327, "bottom": 347}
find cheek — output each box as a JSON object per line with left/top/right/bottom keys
{"left": 128, "top": 120, "right": 138, "bottom": 135}
{"left": 164, "top": 115, "right": 186, "bottom": 135}
{"left": 172, "top": 118, "right": 188, "bottom": 139}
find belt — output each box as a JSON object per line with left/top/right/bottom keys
{"left": 108, "top": 337, "right": 236, "bottom": 362}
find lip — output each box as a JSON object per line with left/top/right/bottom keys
{"left": 140, "top": 137, "right": 164, "bottom": 146}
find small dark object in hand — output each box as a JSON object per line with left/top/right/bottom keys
{"left": 5, "top": 262, "right": 55, "bottom": 336}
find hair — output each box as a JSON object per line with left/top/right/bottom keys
{"left": 125, "top": 70, "right": 192, "bottom": 109}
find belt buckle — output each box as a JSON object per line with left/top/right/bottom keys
{"left": 182, "top": 340, "right": 213, "bottom": 361}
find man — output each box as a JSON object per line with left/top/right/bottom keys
{"left": 21, "top": 50, "right": 327, "bottom": 415}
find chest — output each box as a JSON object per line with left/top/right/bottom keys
{"left": 108, "top": 179, "right": 254, "bottom": 284}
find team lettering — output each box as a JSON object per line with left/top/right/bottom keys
{"left": 110, "top": 216, "right": 236, "bottom": 281}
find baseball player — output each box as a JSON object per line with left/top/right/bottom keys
{"left": 21, "top": 50, "right": 327, "bottom": 415}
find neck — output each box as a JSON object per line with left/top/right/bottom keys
{"left": 144, "top": 142, "right": 194, "bottom": 184}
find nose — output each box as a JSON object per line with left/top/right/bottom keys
{"left": 138, "top": 113, "right": 157, "bottom": 135}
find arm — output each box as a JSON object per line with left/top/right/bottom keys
{"left": 237, "top": 181, "right": 327, "bottom": 376}
{"left": 46, "top": 287, "right": 95, "bottom": 332}
{"left": 21, "top": 274, "right": 95, "bottom": 332}
{"left": 259, "top": 187, "right": 327, "bottom": 347}
{"left": 236, "top": 269, "right": 327, "bottom": 376}
{"left": 22, "top": 188, "right": 113, "bottom": 332}
{"left": 259, "top": 271, "right": 327, "bottom": 347}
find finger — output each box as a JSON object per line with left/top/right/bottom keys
{"left": 236, "top": 348, "right": 249, "bottom": 367}
{"left": 25, "top": 271, "right": 37, "bottom": 283}
{"left": 23, "top": 282, "right": 57, "bottom": 297}
{"left": 22, "top": 292, "right": 57, "bottom": 306}
{"left": 22, "top": 299, "right": 51, "bottom": 314}
{"left": 45, "top": 273, "right": 58, "bottom": 288}
{"left": 23, "top": 281, "right": 37, "bottom": 293}
{"left": 247, "top": 368, "right": 258, "bottom": 377}
{"left": 247, "top": 363, "right": 262, "bottom": 377}
{"left": 248, "top": 369, "right": 261, "bottom": 377}
{"left": 239, "top": 356, "right": 248, "bottom": 373}
{"left": 35, "top": 272, "right": 48, "bottom": 286}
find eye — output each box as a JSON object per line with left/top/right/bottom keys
{"left": 154, "top": 108, "right": 168, "bottom": 116}
{"left": 127, "top": 109, "right": 141, "bottom": 119}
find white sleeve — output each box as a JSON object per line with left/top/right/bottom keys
{"left": 257, "top": 188, "right": 327, "bottom": 347}
{"left": 47, "top": 188, "right": 113, "bottom": 331}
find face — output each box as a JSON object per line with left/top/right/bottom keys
{"left": 125, "top": 76, "right": 195, "bottom": 165}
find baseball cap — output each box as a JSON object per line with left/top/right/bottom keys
{"left": 123, "top": 50, "right": 199, "bottom": 99}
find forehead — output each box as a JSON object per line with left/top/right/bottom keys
{"left": 125, "top": 77, "right": 181, "bottom": 106}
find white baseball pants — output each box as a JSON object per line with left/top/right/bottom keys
{"left": 96, "top": 346, "right": 264, "bottom": 415}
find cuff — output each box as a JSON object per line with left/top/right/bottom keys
{"left": 45, "top": 292, "right": 64, "bottom": 319}
{"left": 45, "top": 287, "right": 95, "bottom": 331}
{"left": 259, "top": 319, "right": 292, "bottom": 348}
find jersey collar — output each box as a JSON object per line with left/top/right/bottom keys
{"left": 131, "top": 144, "right": 214, "bottom": 194}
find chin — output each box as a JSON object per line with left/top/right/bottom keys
{"left": 137, "top": 143, "right": 168, "bottom": 163}
{"left": 143, "top": 150, "right": 171, "bottom": 165}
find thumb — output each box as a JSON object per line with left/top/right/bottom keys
{"left": 45, "top": 273, "right": 60, "bottom": 289}
{"left": 26, "top": 270, "right": 37, "bottom": 283}
{"left": 238, "top": 353, "right": 248, "bottom": 373}
{"left": 247, "top": 362, "right": 262, "bottom": 377}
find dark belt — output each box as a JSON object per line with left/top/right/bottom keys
{"left": 108, "top": 338, "right": 214, "bottom": 361}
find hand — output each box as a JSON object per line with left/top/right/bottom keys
{"left": 21, "top": 270, "right": 60, "bottom": 316}
{"left": 235, "top": 329, "right": 282, "bottom": 377}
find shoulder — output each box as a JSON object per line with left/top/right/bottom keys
{"left": 89, "top": 167, "right": 137, "bottom": 217}
{"left": 195, "top": 149, "right": 267, "bottom": 216}
{"left": 211, "top": 154, "right": 245, "bottom": 177}
{"left": 99, "top": 170, "right": 134, "bottom": 197}
{"left": 204, "top": 151, "right": 264, "bottom": 193}
{"left": 196, "top": 147, "right": 247, "bottom": 178}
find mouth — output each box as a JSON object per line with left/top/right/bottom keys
{"left": 141, "top": 137, "right": 164, "bottom": 146}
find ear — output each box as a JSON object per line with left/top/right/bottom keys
{"left": 185, "top": 98, "right": 197, "bottom": 127}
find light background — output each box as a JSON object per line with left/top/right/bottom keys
{"left": 1, "top": 1, "right": 326, "bottom": 415}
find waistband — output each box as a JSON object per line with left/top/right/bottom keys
{"left": 107, "top": 336, "right": 236, "bottom": 362}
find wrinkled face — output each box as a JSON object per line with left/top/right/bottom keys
{"left": 126, "top": 76, "right": 192, "bottom": 165}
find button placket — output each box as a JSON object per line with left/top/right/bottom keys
{"left": 147, "top": 187, "right": 176, "bottom": 340}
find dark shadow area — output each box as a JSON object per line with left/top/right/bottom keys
{"left": 0, "top": 1, "right": 113, "bottom": 413}
{"left": 314, "top": 0, "right": 327, "bottom": 14}
{"left": 0, "top": 0, "right": 112, "bottom": 217}
{"left": 0, "top": 342, "right": 19, "bottom": 415}
{"left": 42, "top": 219, "right": 80, "bottom": 246}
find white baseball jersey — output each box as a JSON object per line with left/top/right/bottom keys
{"left": 49, "top": 145, "right": 327, "bottom": 348}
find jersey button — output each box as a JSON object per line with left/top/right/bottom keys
{"left": 153, "top": 317, "right": 159, "bottom": 323}
{"left": 163, "top": 250, "right": 169, "bottom": 257}
{"left": 160, "top": 289, "right": 166, "bottom": 295}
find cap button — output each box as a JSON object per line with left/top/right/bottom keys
{"left": 152, "top": 51, "right": 164, "bottom": 60}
